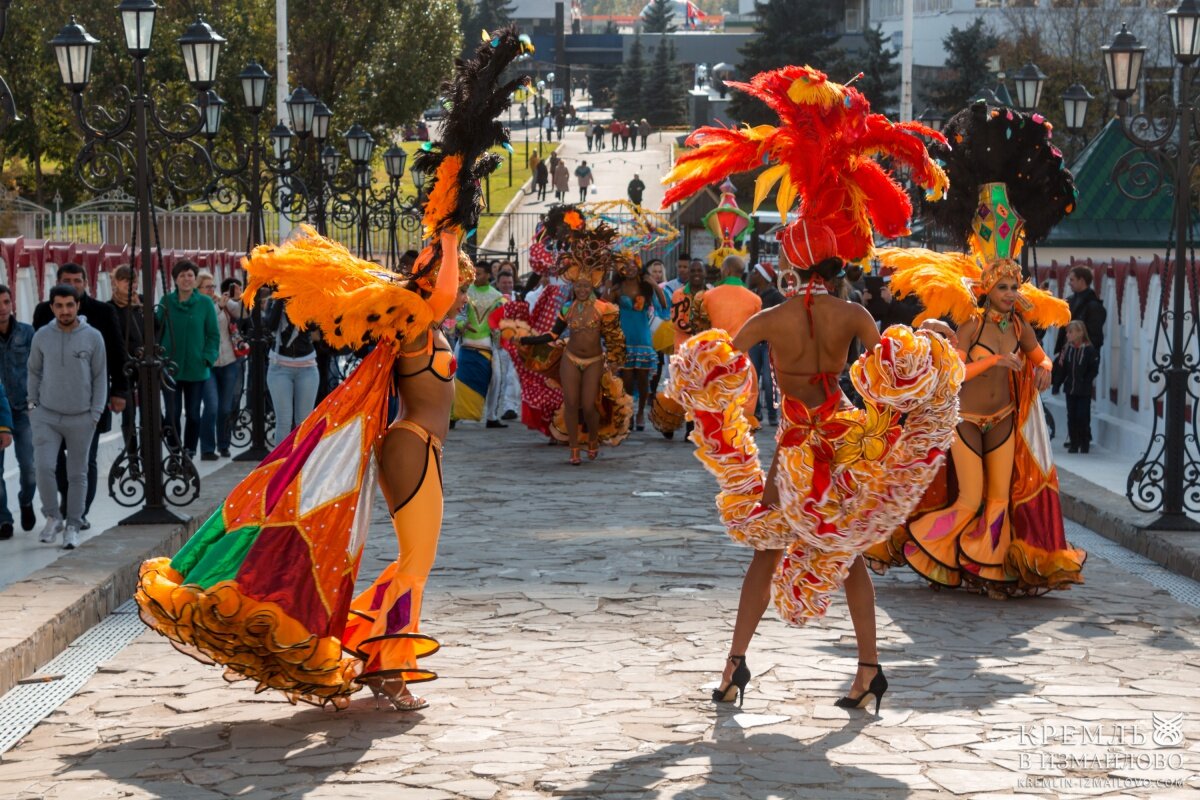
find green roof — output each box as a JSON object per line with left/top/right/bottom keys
{"left": 1044, "top": 118, "right": 1179, "bottom": 248}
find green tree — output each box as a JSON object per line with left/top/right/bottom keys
{"left": 615, "top": 34, "right": 646, "bottom": 120}
{"left": 465, "top": 0, "right": 516, "bottom": 36}
{"left": 642, "top": 39, "right": 684, "bottom": 126}
{"left": 856, "top": 24, "right": 899, "bottom": 113}
{"left": 928, "top": 18, "right": 999, "bottom": 115}
{"left": 643, "top": 0, "right": 678, "bottom": 34}
{"left": 290, "top": 0, "right": 461, "bottom": 135}
{"left": 586, "top": 22, "right": 620, "bottom": 109}
{"left": 729, "top": 0, "right": 841, "bottom": 125}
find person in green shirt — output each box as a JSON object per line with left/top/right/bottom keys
{"left": 156, "top": 260, "right": 220, "bottom": 458}
{"left": 452, "top": 261, "right": 507, "bottom": 426}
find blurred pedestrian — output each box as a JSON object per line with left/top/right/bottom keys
{"left": 748, "top": 264, "right": 785, "bottom": 425}
{"left": 627, "top": 173, "right": 645, "bottom": 206}
{"left": 265, "top": 298, "right": 319, "bottom": 440}
{"left": 553, "top": 159, "right": 571, "bottom": 203}
{"left": 592, "top": 122, "right": 605, "bottom": 150}
{"left": 1054, "top": 266, "right": 1107, "bottom": 356}
{"left": 575, "top": 159, "right": 594, "bottom": 203}
{"left": 198, "top": 271, "right": 244, "bottom": 458}
{"left": 535, "top": 155, "right": 549, "bottom": 201}
{"left": 0, "top": 285, "right": 33, "bottom": 539}
{"left": 158, "top": 259, "right": 220, "bottom": 460}
{"left": 640, "top": 119, "right": 652, "bottom": 149}
{"left": 610, "top": 118, "right": 620, "bottom": 149}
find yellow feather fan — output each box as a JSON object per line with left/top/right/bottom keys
{"left": 244, "top": 224, "right": 436, "bottom": 350}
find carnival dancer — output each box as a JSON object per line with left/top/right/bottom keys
{"left": 662, "top": 65, "right": 961, "bottom": 712}
{"left": 494, "top": 222, "right": 565, "bottom": 438}
{"left": 649, "top": 259, "right": 709, "bottom": 438}
{"left": 135, "top": 27, "right": 534, "bottom": 711}
{"left": 518, "top": 205, "right": 632, "bottom": 464}
{"left": 494, "top": 272, "right": 565, "bottom": 438}
{"left": 865, "top": 102, "right": 1087, "bottom": 597}
{"left": 453, "top": 260, "right": 507, "bottom": 427}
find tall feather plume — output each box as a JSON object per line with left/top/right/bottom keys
{"left": 662, "top": 65, "right": 948, "bottom": 268}
{"left": 411, "top": 25, "right": 532, "bottom": 281}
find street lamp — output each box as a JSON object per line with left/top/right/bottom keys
{"left": 52, "top": 5, "right": 216, "bottom": 521}
{"left": 1102, "top": 23, "right": 1146, "bottom": 100}
{"left": 117, "top": 0, "right": 156, "bottom": 57}
{"left": 286, "top": 86, "right": 317, "bottom": 137}
{"left": 177, "top": 15, "right": 225, "bottom": 91}
{"left": 199, "top": 89, "right": 224, "bottom": 138}
{"left": 1011, "top": 62, "right": 1046, "bottom": 112}
{"left": 239, "top": 60, "right": 269, "bottom": 113}
{"left": 1103, "top": 10, "right": 1200, "bottom": 530}
{"left": 1062, "top": 83, "right": 1094, "bottom": 134}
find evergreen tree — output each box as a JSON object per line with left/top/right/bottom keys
{"left": 615, "top": 34, "right": 647, "bottom": 120}
{"left": 928, "top": 18, "right": 999, "bottom": 114}
{"left": 643, "top": 39, "right": 685, "bottom": 126}
{"left": 468, "top": 0, "right": 516, "bottom": 35}
{"left": 729, "top": 0, "right": 842, "bottom": 125}
{"left": 643, "top": 0, "right": 678, "bottom": 34}
{"left": 587, "top": 22, "right": 621, "bottom": 109}
{"left": 856, "top": 24, "right": 899, "bottom": 113}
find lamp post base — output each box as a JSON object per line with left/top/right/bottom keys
{"left": 233, "top": 445, "right": 270, "bottom": 463}
{"left": 119, "top": 506, "right": 190, "bottom": 526}
{"left": 1142, "top": 512, "right": 1200, "bottom": 532}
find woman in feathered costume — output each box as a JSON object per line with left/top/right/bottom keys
{"left": 518, "top": 205, "right": 632, "bottom": 463}
{"left": 662, "top": 65, "right": 963, "bottom": 713}
{"left": 865, "top": 102, "right": 1087, "bottom": 597}
{"left": 135, "top": 27, "right": 533, "bottom": 711}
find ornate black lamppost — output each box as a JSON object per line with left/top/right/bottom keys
{"left": 51, "top": 0, "right": 221, "bottom": 522}
{"left": 1061, "top": 82, "right": 1095, "bottom": 159}
{"left": 1104, "top": 4, "right": 1200, "bottom": 530}
{"left": 1008, "top": 62, "right": 1048, "bottom": 282}
{"left": 199, "top": 60, "right": 317, "bottom": 462}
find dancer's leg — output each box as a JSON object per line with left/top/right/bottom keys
{"left": 843, "top": 555, "right": 879, "bottom": 694}
{"left": 722, "top": 548, "right": 783, "bottom": 685}
{"left": 634, "top": 368, "right": 650, "bottom": 422}
{"left": 560, "top": 356, "right": 582, "bottom": 449}
{"left": 580, "top": 359, "right": 603, "bottom": 447}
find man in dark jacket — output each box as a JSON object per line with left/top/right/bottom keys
{"left": 0, "top": 286, "right": 29, "bottom": 538}
{"left": 627, "top": 174, "right": 646, "bottom": 206}
{"left": 32, "top": 262, "right": 127, "bottom": 527}
{"left": 1055, "top": 266, "right": 1107, "bottom": 354}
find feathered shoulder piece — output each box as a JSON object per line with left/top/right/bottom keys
{"left": 411, "top": 25, "right": 532, "bottom": 284}
{"left": 244, "top": 225, "right": 441, "bottom": 349}
{"left": 662, "top": 65, "right": 948, "bottom": 269}
{"left": 924, "top": 101, "right": 1075, "bottom": 250}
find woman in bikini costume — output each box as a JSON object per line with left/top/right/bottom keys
{"left": 662, "top": 65, "right": 961, "bottom": 714}
{"left": 519, "top": 206, "right": 631, "bottom": 464}
{"left": 865, "top": 102, "right": 1087, "bottom": 597}
{"left": 135, "top": 26, "right": 533, "bottom": 712}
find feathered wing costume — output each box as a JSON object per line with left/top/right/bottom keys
{"left": 662, "top": 65, "right": 963, "bottom": 625}
{"left": 136, "top": 28, "right": 532, "bottom": 707}
{"left": 865, "top": 102, "right": 1087, "bottom": 595}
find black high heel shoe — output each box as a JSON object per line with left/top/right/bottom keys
{"left": 711, "top": 655, "right": 750, "bottom": 707}
{"left": 834, "top": 662, "right": 888, "bottom": 714}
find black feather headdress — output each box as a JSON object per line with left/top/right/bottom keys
{"left": 410, "top": 25, "right": 532, "bottom": 287}
{"left": 921, "top": 101, "right": 1077, "bottom": 249}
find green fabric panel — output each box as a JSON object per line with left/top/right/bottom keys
{"left": 184, "top": 525, "right": 263, "bottom": 589}
{"left": 170, "top": 509, "right": 229, "bottom": 575}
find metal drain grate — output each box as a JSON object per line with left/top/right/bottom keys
{"left": 1064, "top": 519, "right": 1200, "bottom": 609}
{"left": 0, "top": 599, "right": 146, "bottom": 756}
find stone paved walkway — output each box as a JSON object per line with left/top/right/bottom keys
{"left": 0, "top": 427, "right": 1197, "bottom": 799}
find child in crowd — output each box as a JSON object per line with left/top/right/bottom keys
{"left": 1052, "top": 320, "right": 1100, "bottom": 453}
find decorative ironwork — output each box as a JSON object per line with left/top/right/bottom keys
{"left": 54, "top": 11, "right": 224, "bottom": 524}
{"left": 1111, "top": 69, "right": 1200, "bottom": 530}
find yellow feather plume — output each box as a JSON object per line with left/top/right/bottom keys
{"left": 875, "top": 247, "right": 980, "bottom": 326}
{"left": 244, "top": 224, "right": 434, "bottom": 350}
{"left": 785, "top": 72, "right": 844, "bottom": 111}
{"left": 1018, "top": 284, "right": 1070, "bottom": 329}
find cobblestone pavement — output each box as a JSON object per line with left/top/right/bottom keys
{"left": 1, "top": 427, "right": 1198, "bottom": 799}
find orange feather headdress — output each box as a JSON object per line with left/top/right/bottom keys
{"left": 662, "top": 65, "right": 948, "bottom": 269}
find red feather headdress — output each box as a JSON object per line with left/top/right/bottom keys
{"left": 662, "top": 65, "right": 948, "bottom": 269}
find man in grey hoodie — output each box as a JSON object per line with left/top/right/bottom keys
{"left": 27, "top": 286, "right": 107, "bottom": 550}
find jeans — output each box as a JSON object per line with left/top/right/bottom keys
{"left": 32, "top": 408, "right": 96, "bottom": 529}
{"left": 267, "top": 361, "right": 319, "bottom": 441}
{"left": 749, "top": 342, "right": 777, "bottom": 423}
{"left": 209, "top": 361, "right": 242, "bottom": 451}
{"left": 164, "top": 378, "right": 217, "bottom": 455}
{"left": 0, "top": 406, "right": 35, "bottom": 524}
